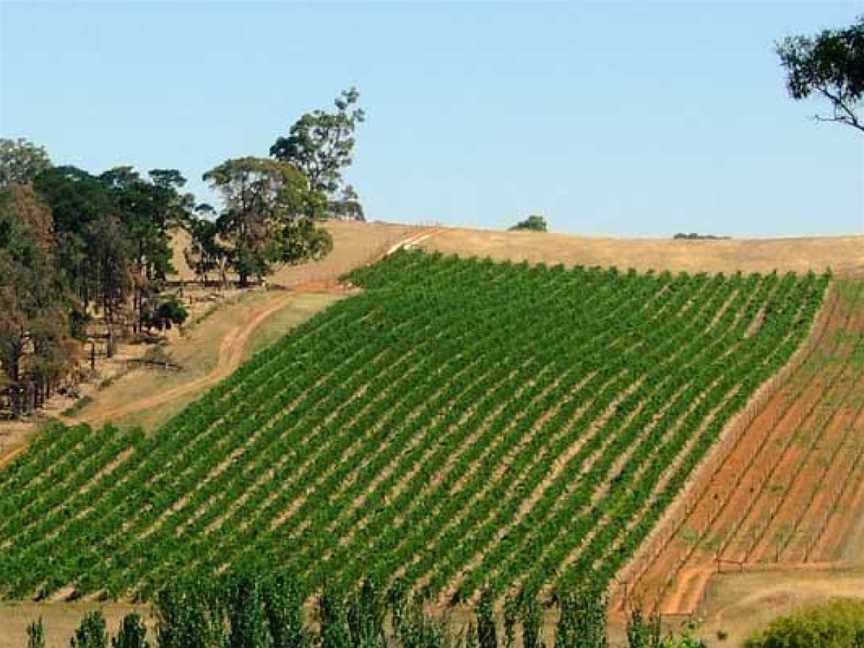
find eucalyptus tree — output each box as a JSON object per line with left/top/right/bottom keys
{"left": 0, "top": 137, "right": 51, "bottom": 189}
{"left": 203, "top": 157, "right": 332, "bottom": 287}
{"left": 777, "top": 16, "right": 864, "bottom": 133}
{"left": 0, "top": 184, "right": 78, "bottom": 414}
{"left": 270, "top": 87, "right": 366, "bottom": 220}
{"left": 33, "top": 166, "right": 130, "bottom": 353}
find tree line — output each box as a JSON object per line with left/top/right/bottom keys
{"left": 0, "top": 88, "right": 365, "bottom": 417}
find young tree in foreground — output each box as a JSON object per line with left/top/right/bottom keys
{"left": 112, "top": 613, "right": 150, "bottom": 648}
{"left": 26, "top": 617, "right": 46, "bottom": 648}
{"left": 70, "top": 610, "right": 109, "bottom": 648}
{"left": 777, "top": 16, "right": 864, "bottom": 133}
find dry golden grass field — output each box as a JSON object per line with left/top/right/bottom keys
{"left": 420, "top": 226, "right": 864, "bottom": 278}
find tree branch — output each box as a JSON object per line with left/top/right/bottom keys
{"left": 816, "top": 86, "right": 864, "bottom": 132}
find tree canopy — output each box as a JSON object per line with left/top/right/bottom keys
{"left": 202, "top": 157, "right": 333, "bottom": 286}
{"left": 0, "top": 185, "right": 78, "bottom": 414}
{"left": 0, "top": 87, "right": 360, "bottom": 416}
{"left": 0, "top": 153, "right": 194, "bottom": 415}
{"left": 0, "top": 138, "right": 52, "bottom": 189}
{"left": 777, "top": 16, "right": 864, "bottom": 133}
{"left": 509, "top": 215, "right": 548, "bottom": 232}
{"left": 270, "top": 87, "right": 366, "bottom": 220}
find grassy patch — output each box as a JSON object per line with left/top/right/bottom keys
{"left": 60, "top": 396, "right": 93, "bottom": 417}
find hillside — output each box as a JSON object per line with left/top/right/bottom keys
{"left": 0, "top": 250, "right": 828, "bottom": 604}
{"left": 625, "top": 279, "right": 864, "bottom": 618}
{"left": 419, "top": 227, "right": 864, "bottom": 278}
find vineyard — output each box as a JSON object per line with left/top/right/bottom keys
{"left": 0, "top": 250, "right": 829, "bottom": 604}
{"left": 628, "top": 279, "right": 864, "bottom": 616}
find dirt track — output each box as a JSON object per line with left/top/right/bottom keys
{"left": 0, "top": 225, "right": 431, "bottom": 466}
{"left": 65, "top": 290, "right": 310, "bottom": 427}
{"left": 65, "top": 229, "right": 435, "bottom": 428}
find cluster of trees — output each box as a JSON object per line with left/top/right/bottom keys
{"left": 0, "top": 138, "right": 192, "bottom": 415}
{"left": 185, "top": 87, "right": 367, "bottom": 288}
{"left": 509, "top": 215, "right": 548, "bottom": 232}
{"left": 23, "top": 572, "right": 706, "bottom": 648}
{"left": 0, "top": 87, "right": 366, "bottom": 416}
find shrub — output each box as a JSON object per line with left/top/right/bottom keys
{"left": 71, "top": 611, "right": 108, "bottom": 648}
{"left": 112, "top": 613, "right": 149, "bottom": 648}
{"left": 509, "top": 215, "right": 547, "bottom": 232}
{"left": 26, "top": 618, "right": 45, "bottom": 648}
{"left": 745, "top": 598, "right": 864, "bottom": 648}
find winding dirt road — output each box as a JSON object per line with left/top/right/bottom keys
{"left": 66, "top": 290, "right": 307, "bottom": 427}
{"left": 66, "top": 229, "right": 437, "bottom": 428}
{"left": 0, "top": 227, "right": 436, "bottom": 465}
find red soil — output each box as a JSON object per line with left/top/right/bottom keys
{"left": 618, "top": 283, "right": 864, "bottom": 616}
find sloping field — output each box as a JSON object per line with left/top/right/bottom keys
{"left": 421, "top": 227, "right": 864, "bottom": 278}
{"left": 624, "top": 279, "right": 864, "bottom": 616}
{"left": 0, "top": 251, "right": 827, "bottom": 604}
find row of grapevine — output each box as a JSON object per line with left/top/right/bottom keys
{"left": 0, "top": 249, "right": 828, "bottom": 607}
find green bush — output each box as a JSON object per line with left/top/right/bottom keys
{"left": 26, "top": 617, "right": 45, "bottom": 648}
{"left": 745, "top": 598, "right": 864, "bottom": 648}
{"left": 112, "top": 613, "right": 149, "bottom": 648}
{"left": 509, "top": 215, "right": 547, "bottom": 232}
{"left": 71, "top": 611, "right": 108, "bottom": 648}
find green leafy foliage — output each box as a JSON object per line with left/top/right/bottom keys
{"left": 476, "top": 588, "right": 498, "bottom": 648}
{"left": 777, "top": 16, "right": 864, "bottom": 132}
{"left": 554, "top": 589, "right": 606, "bottom": 648}
{"left": 0, "top": 137, "right": 51, "bottom": 189}
{"left": 0, "top": 251, "right": 828, "bottom": 603}
{"left": 509, "top": 215, "right": 548, "bottom": 232}
{"left": 745, "top": 598, "right": 864, "bottom": 648}
{"left": 626, "top": 607, "right": 662, "bottom": 648}
{"left": 112, "top": 613, "right": 150, "bottom": 648}
{"left": 26, "top": 617, "right": 46, "bottom": 648}
{"left": 71, "top": 611, "right": 109, "bottom": 648}
{"left": 262, "top": 572, "right": 308, "bottom": 648}
{"left": 270, "top": 87, "right": 366, "bottom": 207}
{"left": 202, "top": 157, "right": 333, "bottom": 286}
{"left": 142, "top": 296, "right": 188, "bottom": 332}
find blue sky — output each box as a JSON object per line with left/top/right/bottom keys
{"left": 1, "top": 1, "right": 862, "bottom": 237}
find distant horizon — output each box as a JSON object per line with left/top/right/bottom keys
{"left": 2, "top": 2, "right": 862, "bottom": 238}
{"left": 370, "top": 219, "right": 864, "bottom": 241}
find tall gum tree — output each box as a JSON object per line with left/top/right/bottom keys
{"left": 203, "top": 157, "right": 333, "bottom": 287}
{"left": 777, "top": 16, "right": 864, "bottom": 133}
{"left": 270, "top": 87, "right": 366, "bottom": 220}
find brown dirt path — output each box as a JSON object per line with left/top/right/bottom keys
{"left": 63, "top": 228, "right": 437, "bottom": 428}
{"left": 0, "top": 226, "right": 436, "bottom": 466}
{"left": 63, "top": 290, "right": 312, "bottom": 427}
